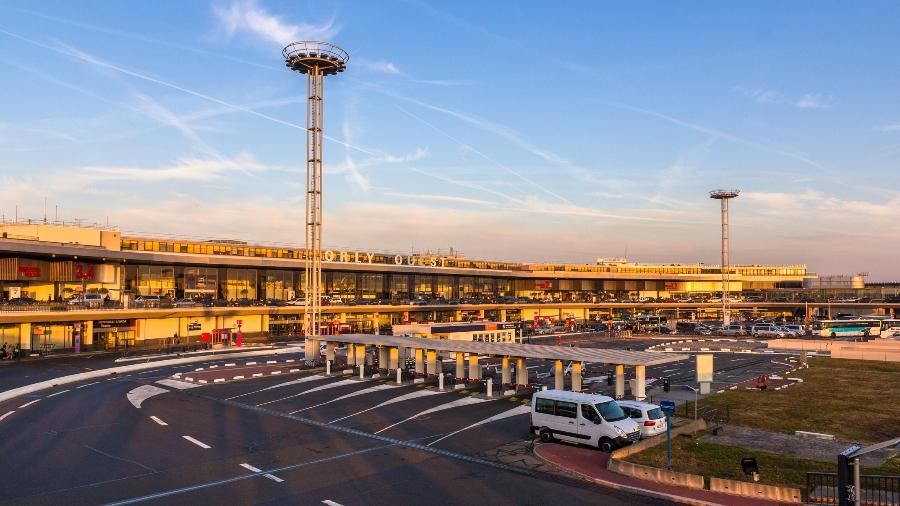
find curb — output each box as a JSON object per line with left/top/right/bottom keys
{"left": 0, "top": 348, "right": 303, "bottom": 404}
{"left": 532, "top": 445, "right": 722, "bottom": 506}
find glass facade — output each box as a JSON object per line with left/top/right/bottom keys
{"left": 225, "top": 268, "right": 257, "bottom": 300}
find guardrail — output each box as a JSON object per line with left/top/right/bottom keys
{"left": 0, "top": 302, "right": 125, "bottom": 312}
{"left": 807, "top": 472, "right": 900, "bottom": 505}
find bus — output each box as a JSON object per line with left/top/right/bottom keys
{"left": 857, "top": 315, "right": 900, "bottom": 337}
{"left": 812, "top": 319, "right": 882, "bottom": 338}
{"left": 635, "top": 314, "right": 667, "bottom": 330}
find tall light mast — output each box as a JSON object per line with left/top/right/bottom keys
{"left": 709, "top": 189, "right": 740, "bottom": 326}
{"left": 283, "top": 41, "right": 348, "bottom": 362}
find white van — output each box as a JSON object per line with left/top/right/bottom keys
{"left": 531, "top": 390, "right": 641, "bottom": 452}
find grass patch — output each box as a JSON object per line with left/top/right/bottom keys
{"left": 687, "top": 357, "right": 900, "bottom": 443}
{"left": 626, "top": 433, "right": 900, "bottom": 490}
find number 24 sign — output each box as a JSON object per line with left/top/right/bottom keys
{"left": 75, "top": 263, "right": 95, "bottom": 280}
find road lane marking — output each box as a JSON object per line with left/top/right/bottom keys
{"left": 76, "top": 381, "right": 101, "bottom": 389}
{"left": 240, "top": 463, "right": 262, "bottom": 472}
{"left": 182, "top": 436, "right": 211, "bottom": 449}
{"left": 240, "top": 463, "right": 284, "bottom": 483}
{"left": 46, "top": 389, "right": 70, "bottom": 398}
{"left": 322, "top": 500, "right": 343, "bottom": 505}
{"left": 257, "top": 379, "right": 357, "bottom": 407}
{"left": 290, "top": 384, "right": 400, "bottom": 414}
{"left": 427, "top": 405, "right": 531, "bottom": 446}
{"left": 156, "top": 379, "right": 200, "bottom": 390}
{"left": 224, "top": 374, "right": 326, "bottom": 400}
{"left": 150, "top": 416, "right": 168, "bottom": 426}
{"left": 19, "top": 399, "right": 40, "bottom": 408}
{"left": 0, "top": 411, "right": 14, "bottom": 421}
{"left": 128, "top": 385, "right": 171, "bottom": 408}
{"left": 329, "top": 389, "right": 447, "bottom": 423}
{"left": 374, "top": 396, "right": 489, "bottom": 434}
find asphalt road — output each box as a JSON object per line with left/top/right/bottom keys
{"left": 0, "top": 353, "right": 667, "bottom": 506}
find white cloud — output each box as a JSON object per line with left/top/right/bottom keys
{"left": 82, "top": 152, "right": 266, "bottom": 182}
{"left": 795, "top": 93, "right": 833, "bottom": 109}
{"left": 213, "top": 0, "right": 339, "bottom": 46}
{"left": 733, "top": 86, "right": 834, "bottom": 110}
{"left": 384, "top": 192, "right": 495, "bottom": 206}
{"left": 877, "top": 122, "right": 900, "bottom": 132}
{"left": 356, "top": 60, "right": 403, "bottom": 75}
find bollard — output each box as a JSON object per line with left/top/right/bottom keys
{"left": 439, "top": 373, "right": 444, "bottom": 391}
{"left": 487, "top": 379, "right": 493, "bottom": 398}
{"left": 359, "top": 364, "right": 364, "bottom": 379}
{"left": 326, "top": 360, "right": 331, "bottom": 376}
{"left": 396, "top": 368, "right": 402, "bottom": 385}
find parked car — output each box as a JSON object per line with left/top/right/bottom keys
{"left": 782, "top": 324, "right": 809, "bottom": 336}
{"left": 134, "top": 295, "right": 163, "bottom": 307}
{"left": 531, "top": 390, "right": 641, "bottom": 452}
{"left": 172, "top": 298, "right": 198, "bottom": 308}
{"left": 328, "top": 296, "right": 344, "bottom": 305}
{"left": 285, "top": 297, "right": 306, "bottom": 306}
{"left": 410, "top": 297, "right": 429, "bottom": 306}
{"left": 69, "top": 293, "right": 104, "bottom": 308}
{"left": 264, "top": 298, "right": 286, "bottom": 306}
{"left": 750, "top": 324, "right": 788, "bottom": 338}
{"left": 718, "top": 324, "right": 747, "bottom": 337}
{"left": 8, "top": 297, "right": 38, "bottom": 305}
{"left": 616, "top": 400, "right": 667, "bottom": 438}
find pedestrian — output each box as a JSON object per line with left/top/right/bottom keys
{"left": 0, "top": 343, "right": 7, "bottom": 360}
{"left": 13, "top": 343, "right": 20, "bottom": 360}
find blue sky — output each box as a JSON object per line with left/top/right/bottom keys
{"left": 1, "top": 1, "right": 899, "bottom": 278}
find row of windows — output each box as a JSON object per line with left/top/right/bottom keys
{"left": 472, "top": 331, "right": 513, "bottom": 343}
{"left": 119, "top": 238, "right": 804, "bottom": 277}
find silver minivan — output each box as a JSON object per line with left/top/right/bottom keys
{"left": 531, "top": 390, "right": 641, "bottom": 452}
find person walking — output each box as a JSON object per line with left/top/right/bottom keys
{"left": 13, "top": 343, "right": 20, "bottom": 360}
{"left": 1, "top": 343, "right": 7, "bottom": 360}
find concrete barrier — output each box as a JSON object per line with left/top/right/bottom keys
{"left": 708, "top": 477, "right": 802, "bottom": 503}
{"left": 610, "top": 418, "right": 707, "bottom": 460}
{"left": 607, "top": 459, "right": 705, "bottom": 490}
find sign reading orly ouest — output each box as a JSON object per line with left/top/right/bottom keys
{"left": 323, "top": 251, "right": 448, "bottom": 267}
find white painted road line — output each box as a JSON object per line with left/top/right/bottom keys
{"left": 252, "top": 373, "right": 263, "bottom": 378}
{"left": 322, "top": 500, "right": 344, "bottom": 506}
{"left": 150, "top": 416, "right": 168, "bottom": 426}
{"left": 246, "top": 362, "right": 257, "bottom": 365}
{"left": 271, "top": 370, "right": 282, "bottom": 375}
{"left": 240, "top": 463, "right": 284, "bottom": 483}
{"left": 224, "top": 374, "right": 326, "bottom": 401}
{"left": 19, "top": 399, "right": 40, "bottom": 408}
{"left": 374, "top": 396, "right": 489, "bottom": 434}
{"left": 127, "top": 385, "right": 170, "bottom": 409}
{"left": 233, "top": 375, "right": 245, "bottom": 380}
{"left": 290, "top": 384, "right": 399, "bottom": 414}
{"left": 330, "top": 389, "right": 447, "bottom": 423}
{"left": 76, "top": 381, "right": 101, "bottom": 389}
{"left": 258, "top": 379, "right": 357, "bottom": 407}
{"left": 182, "top": 435, "right": 211, "bottom": 449}
{"left": 156, "top": 379, "right": 200, "bottom": 390}
{"left": 46, "top": 389, "right": 70, "bottom": 398}
{"left": 427, "top": 405, "right": 531, "bottom": 446}
{"left": 0, "top": 411, "right": 14, "bottom": 422}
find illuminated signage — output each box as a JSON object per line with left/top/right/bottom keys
{"left": 322, "top": 250, "right": 447, "bottom": 268}
{"left": 696, "top": 354, "right": 714, "bottom": 383}
{"left": 17, "top": 265, "right": 41, "bottom": 278}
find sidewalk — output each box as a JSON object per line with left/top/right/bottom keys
{"left": 534, "top": 443, "right": 790, "bottom": 506}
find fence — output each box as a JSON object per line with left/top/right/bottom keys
{"left": 0, "top": 302, "right": 125, "bottom": 312}
{"left": 807, "top": 472, "right": 900, "bottom": 505}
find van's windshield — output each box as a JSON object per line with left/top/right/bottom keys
{"left": 595, "top": 400, "right": 626, "bottom": 422}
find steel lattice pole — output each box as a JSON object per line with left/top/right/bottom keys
{"left": 304, "top": 66, "right": 324, "bottom": 362}
{"left": 721, "top": 198, "right": 730, "bottom": 326}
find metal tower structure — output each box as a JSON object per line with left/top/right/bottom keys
{"left": 709, "top": 189, "right": 740, "bottom": 326}
{"left": 283, "top": 41, "right": 348, "bottom": 361}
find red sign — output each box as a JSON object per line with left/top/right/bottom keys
{"left": 535, "top": 281, "right": 552, "bottom": 290}
{"left": 74, "top": 263, "right": 95, "bottom": 281}
{"left": 17, "top": 265, "right": 41, "bottom": 278}
{"left": 236, "top": 320, "right": 243, "bottom": 325}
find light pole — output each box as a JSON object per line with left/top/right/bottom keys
{"left": 710, "top": 190, "right": 740, "bottom": 326}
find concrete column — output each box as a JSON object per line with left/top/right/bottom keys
{"left": 501, "top": 357, "right": 510, "bottom": 386}
{"left": 388, "top": 347, "right": 399, "bottom": 369}
{"left": 455, "top": 352, "right": 464, "bottom": 379}
{"left": 615, "top": 364, "right": 625, "bottom": 399}
{"left": 414, "top": 348, "right": 424, "bottom": 375}
{"left": 326, "top": 341, "right": 335, "bottom": 362}
{"left": 356, "top": 344, "right": 366, "bottom": 365}
{"left": 378, "top": 346, "right": 388, "bottom": 370}
{"left": 347, "top": 343, "right": 356, "bottom": 366}
{"left": 359, "top": 362, "right": 365, "bottom": 379}
{"left": 19, "top": 323, "right": 32, "bottom": 351}
{"left": 426, "top": 350, "right": 438, "bottom": 376}
{"left": 571, "top": 362, "right": 582, "bottom": 392}
{"left": 499, "top": 309, "right": 507, "bottom": 321}
{"left": 554, "top": 359, "right": 564, "bottom": 390}
{"left": 516, "top": 358, "right": 527, "bottom": 385}
{"left": 468, "top": 354, "right": 480, "bottom": 380}
{"left": 635, "top": 365, "right": 646, "bottom": 401}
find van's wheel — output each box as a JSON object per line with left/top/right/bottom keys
{"left": 539, "top": 429, "right": 553, "bottom": 443}
{"left": 598, "top": 437, "right": 615, "bottom": 453}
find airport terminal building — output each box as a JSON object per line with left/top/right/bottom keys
{"left": 0, "top": 223, "right": 811, "bottom": 304}
{"left": 0, "top": 222, "right": 829, "bottom": 354}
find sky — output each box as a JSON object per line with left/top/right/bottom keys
{"left": 1, "top": 1, "right": 899, "bottom": 279}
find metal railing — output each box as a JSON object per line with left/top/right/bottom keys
{"left": 807, "top": 472, "right": 900, "bottom": 505}
{"left": 0, "top": 302, "right": 125, "bottom": 312}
